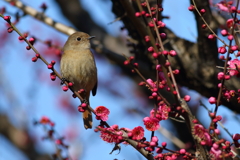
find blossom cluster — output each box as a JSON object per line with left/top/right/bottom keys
{"left": 35, "top": 116, "right": 70, "bottom": 159}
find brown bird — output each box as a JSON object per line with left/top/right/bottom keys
{"left": 60, "top": 32, "right": 97, "bottom": 129}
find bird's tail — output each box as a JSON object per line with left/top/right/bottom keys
{"left": 83, "top": 107, "right": 93, "bottom": 129}
{"left": 82, "top": 92, "right": 93, "bottom": 129}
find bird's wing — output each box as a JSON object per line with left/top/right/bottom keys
{"left": 92, "top": 80, "right": 97, "bottom": 96}
{"left": 90, "top": 48, "right": 98, "bottom": 96}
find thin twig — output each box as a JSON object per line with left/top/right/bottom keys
{"left": 4, "top": 0, "right": 76, "bottom": 36}
{"left": 191, "top": 0, "right": 228, "bottom": 47}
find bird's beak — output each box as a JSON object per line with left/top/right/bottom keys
{"left": 88, "top": 36, "right": 95, "bottom": 40}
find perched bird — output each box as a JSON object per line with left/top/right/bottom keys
{"left": 60, "top": 32, "right": 97, "bottom": 129}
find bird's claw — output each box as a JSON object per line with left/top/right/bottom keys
{"left": 82, "top": 99, "right": 89, "bottom": 104}
{"left": 61, "top": 78, "right": 70, "bottom": 85}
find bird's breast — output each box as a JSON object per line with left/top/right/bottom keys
{"left": 60, "top": 50, "right": 97, "bottom": 92}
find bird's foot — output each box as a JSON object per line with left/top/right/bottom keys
{"left": 60, "top": 78, "right": 69, "bottom": 85}
{"left": 82, "top": 99, "right": 89, "bottom": 105}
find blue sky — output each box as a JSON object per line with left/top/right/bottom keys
{"left": 0, "top": 0, "right": 239, "bottom": 160}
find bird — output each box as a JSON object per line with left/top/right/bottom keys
{"left": 60, "top": 32, "right": 97, "bottom": 129}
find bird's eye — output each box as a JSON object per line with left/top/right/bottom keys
{"left": 77, "top": 37, "right": 81, "bottom": 41}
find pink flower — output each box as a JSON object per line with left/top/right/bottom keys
{"left": 218, "top": 47, "right": 227, "bottom": 54}
{"left": 193, "top": 124, "right": 206, "bottom": 137}
{"left": 184, "top": 95, "right": 191, "bottom": 102}
{"left": 160, "top": 33, "right": 166, "bottom": 39}
{"left": 151, "top": 136, "right": 158, "bottom": 142}
{"left": 210, "top": 146, "right": 222, "bottom": 160}
{"left": 200, "top": 9, "right": 206, "bottom": 14}
{"left": 208, "top": 97, "right": 216, "bottom": 104}
{"left": 233, "top": 134, "right": 240, "bottom": 140}
{"left": 227, "top": 19, "right": 234, "bottom": 28}
{"left": 156, "top": 64, "right": 161, "bottom": 71}
{"left": 228, "top": 35, "right": 234, "bottom": 40}
{"left": 158, "top": 72, "right": 166, "bottom": 81}
{"left": 94, "top": 106, "right": 110, "bottom": 121}
{"left": 231, "top": 45, "right": 238, "bottom": 51}
{"left": 203, "top": 132, "right": 212, "bottom": 146}
{"left": 146, "top": 79, "right": 156, "bottom": 88}
{"left": 193, "top": 124, "right": 212, "bottom": 146}
{"left": 100, "top": 125, "right": 120, "bottom": 143}
{"left": 228, "top": 59, "right": 240, "bottom": 76}
{"left": 143, "top": 117, "right": 160, "bottom": 131}
{"left": 158, "top": 104, "right": 169, "bottom": 120}
{"left": 157, "top": 21, "right": 165, "bottom": 28}
{"left": 231, "top": 6, "right": 237, "bottom": 12}
{"left": 217, "top": 72, "right": 224, "bottom": 80}
{"left": 216, "top": 3, "right": 229, "bottom": 12}
{"left": 150, "top": 109, "right": 162, "bottom": 120}
{"left": 169, "top": 50, "right": 177, "bottom": 57}
{"left": 145, "top": 36, "right": 150, "bottom": 42}
{"left": 220, "top": 29, "right": 228, "bottom": 36}
{"left": 135, "top": 12, "right": 141, "bottom": 17}
{"left": 188, "top": 5, "right": 195, "bottom": 11}
{"left": 208, "top": 34, "right": 215, "bottom": 40}
{"left": 131, "top": 126, "right": 144, "bottom": 140}
{"left": 180, "top": 149, "right": 186, "bottom": 154}
{"left": 148, "top": 46, "right": 154, "bottom": 52}
{"left": 40, "top": 116, "right": 50, "bottom": 124}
